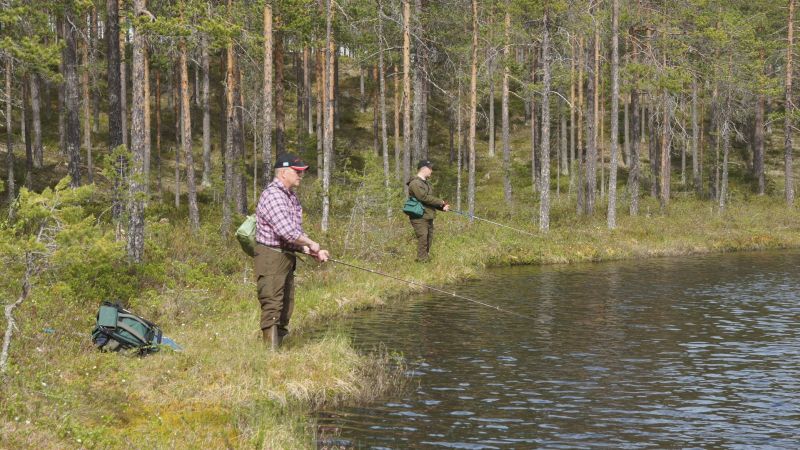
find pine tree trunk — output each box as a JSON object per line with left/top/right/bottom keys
{"left": 629, "top": 86, "right": 641, "bottom": 216}
{"left": 334, "top": 49, "right": 340, "bottom": 130}
{"left": 755, "top": 93, "right": 765, "bottom": 195}
{"left": 649, "top": 100, "right": 659, "bottom": 198}
{"left": 321, "top": 0, "right": 334, "bottom": 232}
{"left": 488, "top": 26, "right": 496, "bottom": 159}
{"left": 402, "top": 0, "right": 412, "bottom": 193}
{"left": 468, "top": 0, "right": 478, "bottom": 219}
{"left": 360, "top": 66, "right": 366, "bottom": 113}
{"left": 316, "top": 46, "right": 323, "bottom": 178}
{"left": 624, "top": 94, "right": 629, "bottom": 167}
{"left": 373, "top": 65, "right": 380, "bottom": 156}
{"left": 378, "top": 0, "right": 390, "bottom": 216}
{"left": 560, "top": 101, "right": 568, "bottom": 176}
{"left": 456, "top": 83, "right": 463, "bottom": 211}
{"left": 58, "top": 18, "right": 65, "bottom": 157}
{"left": 173, "top": 67, "right": 181, "bottom": 209}
{"left": 128, "top": 0, "right": 149, "bottom": 263}
{"left": 539, "top": 10, "right": 551, "bottom": 230}
{"left": 4, "top": 57, "right": 14, "bottom": 206}
{"left": 502, "top": 3, "right": 511, "bottom": 204}
{"left": 81, "top": 29, "right": 93, "bottom": 184}
{"left": 569, "top": 40, "right": 576, "bottom": 186}
{"left": 584, "top": 34, "right": 596, "bottom": 215}
{"left": 394, "top": 64, "right": 401, "bottom": 181}
{"left": 275, "top": 25, "right": 285, "bottom": 156}
{"left": 221, "top": 21, "right": 236, "bottom": 236}
{"left": 607, "top": 0, "right": 619, "bottom": 228}
{"left": 235, "top": 56, "right": 247, "bottom": 214}
{"left": 530, "top": 44, "right": 538, "bottom": 193}
{"left": 720, "top": 100, "right": 731, "bottom": 211}
{"left": 22, "top": 75, "right": 32, "bottom": 189}
{"left": 576, "top": 37, "right": 585, "bottom": 213}
{"left": 156, "top": 69, "right": 162, "bottom": 197}
{"left": 143, "top": 42, "right": 150, "bottom": 196}
{"left": 91, "top": 6, "right": 100, "bottom": 134}
{"left": 107, "top": 0, "right": 124, "bottom": 218}
{"left": 180, "top": 40, "right": 200, "bottom": 231}
{"left": 304, "top": 47, "right": 312, "bottom": 136}
{"left": 201, "top": 35, "right": 212, "bottom": 187}
{"left": 262, "top": 2, "right": 274, "bottom": 184}
{"left": 296, "top": 52, "right": 303, "bottom": 140}
{"left": 29, "top": 75, "right": 42, "bottom": 169}
{"left": 786, "top": 0, "right": 795, "bottom": 205}
{"left": 64, "top": 12, "right": 82, "bottom": 187}
{"left": 120, "top": 15, "right": 128, "bottom": 150}
{"left": 660, "top": 84, "right": 670, "bottom": 209}
{"left": 692, "top": 77, "right": 700, "bottom": 196}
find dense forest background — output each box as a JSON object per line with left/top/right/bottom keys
{"left": 2, "top": 0, "right": 800, "bottom": 446}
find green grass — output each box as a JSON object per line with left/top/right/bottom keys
{"left": 4, "top": 66, "right": 800, "bottom": 447}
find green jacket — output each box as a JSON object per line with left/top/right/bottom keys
{"left": 407, "top": 176, "right": 446, "bottom": 220}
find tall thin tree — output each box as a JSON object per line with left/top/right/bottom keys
{"left": 608, "top": 0, "right": 620, "bottom": 228}
{"left": 468, "top": 0, "right": 478, "bottom": 219}
{"left": 786, "top": 0, "right": 795, "bottom": 206}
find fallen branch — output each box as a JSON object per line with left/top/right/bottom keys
{"left": 1, "top": 252, "right": 32, "bottom": 374}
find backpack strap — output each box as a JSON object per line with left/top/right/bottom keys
{"left": 115, "top": 321, "right": 149, "bottom": 346}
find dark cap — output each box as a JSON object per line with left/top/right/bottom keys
{"left": 417, "top": 159, "right": 433, "bottom": 170}
{"left": 275, "top": 153, "right": 309, "bottom": 171}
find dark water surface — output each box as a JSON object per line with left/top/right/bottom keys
{"left": 315, "top": 250, "right": 800, "bottom": 448}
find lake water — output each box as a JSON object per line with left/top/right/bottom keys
{"left": 316, "top": 250, "right": 800, "bottom": 448}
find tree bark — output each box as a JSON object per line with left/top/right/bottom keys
{"left": 629, "top": 85, "right": 640, "bottom": 215}
{"left": 394, "top": 64, "right": 401, "bottom": 181}
{"left": 720, "top": 99, "right": 731, "bottom": 211}
{"left": 29, "top": 74, "right": 42, "bottom": 169}
{"left": 755, "top": 92, "right": 766, "bottom": 195}
{"left": 305, "top": 47, "right": 313, "bottom": 136}
{"left": 173, "top": 67, "right": 181, "bottom": 209}
{"left": 156, "top": 69, "right": 162, "bottom": 197}
{"left": 120, "top": 14, "right": 128, "bottom": 150}
{"left": 180, "top": 39, "right": 200, "bottom": 231}
{"left": 128, "top": 0, "right": 149, "bottom": 262}
{"left": 786, "top": 0, "right": 795, "bottom": 206}
{"left": 275, "top": 22, "right": 285, "bottom": 156}
{"left": 584, "top": 34, "right": 596, "bottom": 215}
{"left": 4, "top": 57, "right": 13, "bottom": 206}
{"left": 530, "top": 45, "right": 538, "bottom": 193}
{"left": 262, "top": 2, "right": 274, "bottom": 184}
{"left": 468, "top": 0, "right": 478, "bottom": 219}
{"left": 488, "top": 16, "right": 496, "bottom": 159}
{"left": 378, "top": 0, "right": 390, "bottom": 217}
{"left": 456, "top": 82, "right": 463, "bottom": 211}
{"left": 22, "top": 75, "right": 32, "bottom": 189}
{"left": 201, "top": 34, "right": 212, "bottom": 187}
{"left": 91, "top": 6, "right": 100, "bottom": 134}
{"left": 502, "top": 3, "right": 511, "bottom": 204}
{"left": 373, "top": 65, "right": 380, "bottom": 156}
{"left": 360, "top": 66, "right": 366, "bottom": 113}
{"left": 316, "top": 46, "right": 324, "bottom": 179}
{"left": 692, "top": 76, "right": 700, "bottom": 196}
{"left": 402, "top": 0, "right": 412, "bottom": 193}
{"left": 321, "top": 0, "right": 334, "bottom": 232}
{"left": 412, "top": 0, "right": 426, "bottom": 163}
{"left": 64, "top": 11, "right": 82, "bottom": 187}
{"left": 107, "top": 0, "right": 124, "bottom": 218}
{"left": 660, "top": 74, "right": 670, "bottom": 209}
{"left": 221, "top": 18, "right": 236, "bottom": 236}
{"left": 608, "top": 0, "right": 619, "bottom": 228}
{"left": 539, "top": 10, "right": 551, "bottom": 230}
{"left": 81, "top": 27, "right": 93, "bottom": 184}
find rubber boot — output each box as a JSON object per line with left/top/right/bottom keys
{"left": 262, "top": 326, "right": 280, "bottom": 351}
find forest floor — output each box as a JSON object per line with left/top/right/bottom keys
{"left": 2, "top": 74, "right": 800, "bottom": 448}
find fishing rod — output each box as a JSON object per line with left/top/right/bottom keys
{"left": 449, "top": 209, "right": 538, "bottom": 237}
{"left": 325, "top": 257, "right": 535, "bottom": 321}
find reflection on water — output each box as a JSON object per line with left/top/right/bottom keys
{"left": 316, "top": 251, "right": 800, "bottom": 448}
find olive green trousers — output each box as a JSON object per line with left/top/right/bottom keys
{"left": 410, "top": 218, "right": 434, "bottom": 261}
{"left": 254, "top": 244, "right": 296, "bottom": 335}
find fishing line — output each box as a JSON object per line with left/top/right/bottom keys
{"left": 449, "top": 209, "right": 538, "bottom": 237}
{"left": 327, "top": 257, "right": 535, "bottom": 320}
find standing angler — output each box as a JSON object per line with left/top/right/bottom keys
{"left": 255, "top": 153, "right": 329, "bottom": 350}
{"left": 407, "top": 159, "right": 450, "bottom": 262}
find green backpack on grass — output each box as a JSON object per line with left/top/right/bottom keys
{"left": 91, "top": 302, "right": 162, "bottom": 354}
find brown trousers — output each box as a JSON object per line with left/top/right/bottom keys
{"left": 410, "top": 218, "right": 434, "bottom": 261}
{"left": 254, "top": 244, "right": 296, "bottom": 335}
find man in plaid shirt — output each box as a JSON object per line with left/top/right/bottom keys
{"left": 255, "top": 153, "right": 329, "bottom": 349}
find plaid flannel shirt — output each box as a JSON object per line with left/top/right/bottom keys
{"left": 256, "top": 180, "right": 304, "bottom": 251}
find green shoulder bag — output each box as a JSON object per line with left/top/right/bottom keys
{"left": 402, "top": 197, "right": 424, "bottom": 219}
{"left": 236, "top": 215, "right": 257, "bottom": 257}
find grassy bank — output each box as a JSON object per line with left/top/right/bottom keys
{"left": 3, "top": 164, "right": 800, "bottom": 448}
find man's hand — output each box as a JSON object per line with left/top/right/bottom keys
{"left": 308, "top": 241, "right": 321, "bottom": 254}
{"left": 443, "top": 202, "right": 450, "bottom": 212}
{"left": 301, "top": 245, "right": 311, "bottom": 254}
{"left": 314, "top": 249, "right": 330, "bottom": 262}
